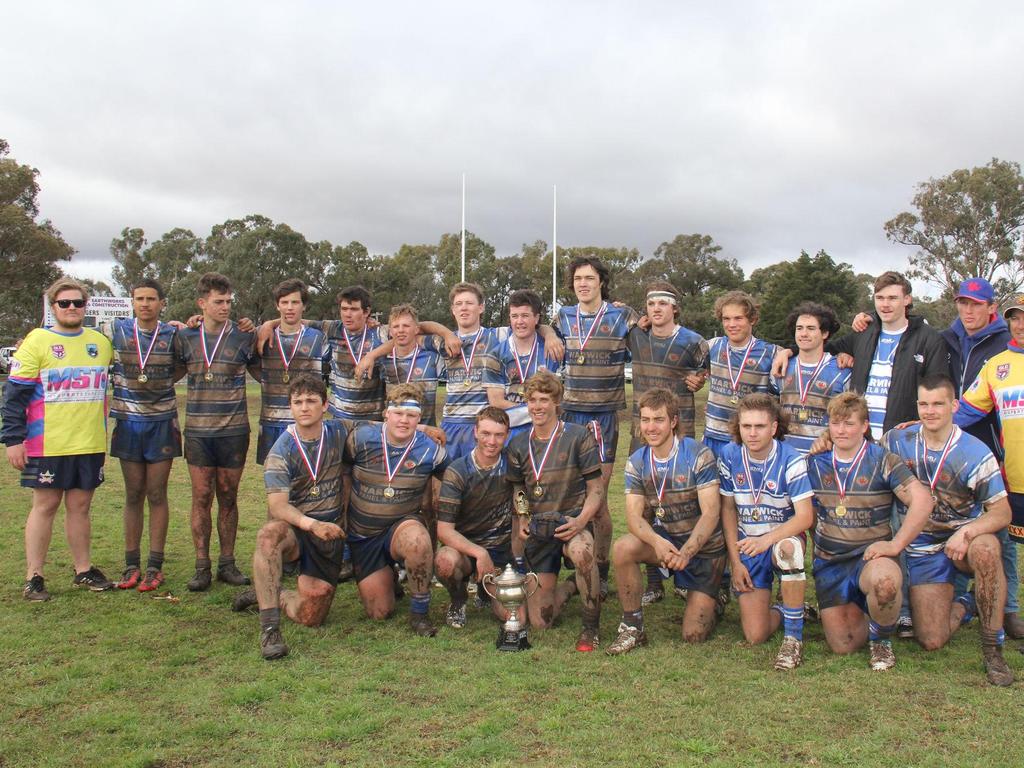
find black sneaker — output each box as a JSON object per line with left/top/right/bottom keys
{"left": 231, "top": 588, "right": 259, "bottom": 613}
{"left": 23, "top": 574, "right": 50, "bottom": 602}
{"left": 896, "top": 616, "right": 914, "bottom": 639}
{"left": 260, "top": 625, "right": 289, "bottom": 660}
{"left": 409, "top": 613, "right": 438, "bottom": 637}
{"left": 187, "top": 567, "right": 212, "bottom": 592}
{"left": 338, "top": 559, "right": 354, "bottom": 583}
{"left": 72, "top": 566, "right": 114, "bottom": 591}
{"left": 216, "top": 563, "right": 251, "bottom": 586}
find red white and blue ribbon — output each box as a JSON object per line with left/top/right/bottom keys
{"left": 133, "top": 319, "right": 161, "bottom": 374}
{"left": 288, "top": 424, "right": 324, "bottom": 488}
{"left": 832, "top": 439, "right": 869, "bottom": 506}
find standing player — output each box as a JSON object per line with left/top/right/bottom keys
{"left": 805, "top": 392, "right": 932, "bottom": 670}
{"left": 772, "top": 302, "right": 850, "bottom": 455}
{"left": 434, "top": 407, "right": 517, "bottom": 629}
{"left": 719, "top": 395, "right": 815, "bottom": 670}
{"left": 703, "top": 291, "right": 777, "bottom": 459}
{"left": 379, "top": 304, "right": 444, "bottom": 427}
{"left": 232, "top": 374, "right": 349, "bottom": 660}
{"left": 108, "top": 279, "right": 184, "bottom": 591}
{"left": 555, "top": 256, "right": 639, "bottom": 598}
{"left": 507, "top": 371, "right": 605, "bottom": 651}
{"left": 880, "top": 375, "right": 1013, "bottom": 685}
{"left": 177, "top": 273, "right": 258, "bottom": 591}
{"left": 253, "top": 279, "right": 330, "bottom": 465}
{"left": 3, "top": 278, "right": 115, "bottom": 599}
{"left": 344, "top": 384, "right": 449, "bottom": 636}
{"left": 607, "top": 388, "right": 725, "bottom": 654}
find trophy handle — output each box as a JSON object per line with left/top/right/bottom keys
{"left": 523, "top": 572, "right": 540, "bottom": 598}
{"left": 481, "top": 572, "right": 499, "bottom": 601}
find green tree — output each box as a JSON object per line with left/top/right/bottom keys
{"left": 884, "top": 158, "right": 1024, "bottom": 302}
{"left": 110, "top": 227, "right": 148, "bottom": 294}
{"left": 0, "top": 139, "right": 73, "bottom": 339}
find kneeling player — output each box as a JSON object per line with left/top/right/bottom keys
{"left": 507, "top": 371, "right": 604, "bottom": 651}
{"left": 232, "top": 374, "right": 348, "bottom": 659}
{"left": 881, "top": 375, "right": 1013, "bottom": 685}
{"left": 434, "top": 407, "right": 518, "bottom": 628}
{"left": 806, "top": 393, "right": 932, "bottom": 671}
{"left": 345, "top": 384, "right": 449, "bottom": 636}
{"left": 607, "top": 388, "right": 726, "bottom": 654}
{"left": 719, "top": 395, "right": 814, "bottom": 670}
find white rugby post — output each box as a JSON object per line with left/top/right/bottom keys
{"left": 552, "top": 185, "right": 558, "bottom": 311}
{"left": 460, "top": 173, "right": 466, "bottom": 282}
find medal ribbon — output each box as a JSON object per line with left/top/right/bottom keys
{"left": 344, "top": 326, "right": 369, "bottom": 367}
{"left": 134, "top": 320, "right": 161, "bottom": 374}
{"left": 741, "top": 442, "right": 779, "bottom": 509}
{"left": 648, "top": 439, "right": 679, "bottom": 507}
{"left": 575, "top": 302, "right": 608, "bottom": 358}
{"left": 528, "top": 422, "right": 561, "bottom": 485}
{"left": 588, "top": 420, "right": 606, "bottom": 463}
{"left": 200, "top": 322, "right": 230, "bottom": 374}
{"left": 725, "top": 337, "right": 755, "bottom": 397}
{"left": 288, "top": 424, "right": 325, "bottom": 488}
{"left": 392, "top": 346, "right": 421, "bottom": 384}
{"left": 459, "top": 329, "right": 483, "bottom": 372}
{"left": 382, "top": 424, "right": 417, "bottom": 486}
{"left": 510, "top": 335, "right": 538, "bottom": 383}
{"left": 831, "top": 439, "right": 869, "bottom": 506}
{"left": 796, "top": 354, "right": 829, "bottom": 404}
{"left": 276, "top": 327, "right": 306, "bottom": 373}
{"left": 916, "top": 426, "right": 959, "bottom": 494}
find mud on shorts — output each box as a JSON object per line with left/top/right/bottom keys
{"left": 110, "top": 418, "right": 182, "bottom": 463}
{"left": 653, "top": 526, "right": 726, "bottom": 597}
{"left": 525, "top": 516, "right": 593, "bottom": 575}
{"left": 348, "top": 517, "right": 422, "bottom": 582}
{"left": 813, "top": 556, "right": 877, "bottom": 612}
{"left": 562, "top": 409, "right": 619, "bottom": 464}
{"left": 21, "top": 453, "right": 105, "bottom": 491}
{"left": 286, "top": 522, "right": 346, "bottom": 586}
{"left": 184, "top": 433, "right": 250, "bottom": 469}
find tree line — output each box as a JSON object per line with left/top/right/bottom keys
{"left": 3, "top": 137, "right": 1023, "bottom": 344}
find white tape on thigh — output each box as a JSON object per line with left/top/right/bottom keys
{"left": 774, "top": 536, "right": 805, "bottom": 582}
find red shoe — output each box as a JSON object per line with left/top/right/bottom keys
{"left": 575, "top": 627, "right": 599, "bottom": 652}
{"left": 117, "top": 567, "right": 141, "bottom": 589}
{"left": 137, "top": 569, "right": 165, "bottom": 592}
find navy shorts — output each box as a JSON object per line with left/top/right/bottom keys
{"left": 256, "top": 423, "right": 288, "bottom": 465}
{"left": 441, "top": 420, "right": 476, "bottom": 461}
{"left": 701, "top": 434, "right": 732, "bottom": 461}
{"left": 906, "top": 550, "right": 957, "bottom": 587}
{"left": 21, "top": 453, "right": 105, "bottom": 491}
{"left": 654, "top": 527, "right": 727, "bottom": 597}
{"left": 813, "top": 556, "right": 871, "bottom": 611}
{"left": 349, "top": 517, "right": 420, "bottom": 582}
{"left": 110, "top": 418, "right": 182, "bottom": 463}
{"left": 184, "top": 433, "right": 250, "bottom": 469}
{"left": 525, "top": 517, "right": 592, "bottom": 575}
{"left": 562, "top": 410, "right": 618, "bottom": 463}
{"left": 468, "top": 541, "right": 514, "bottom": 577}
{"left": 291, "top": 523, "right": 346, "bottom": 586}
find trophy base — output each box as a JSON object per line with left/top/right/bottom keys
{"left": 496, "top": 627, "right": 531, "bottom": 652}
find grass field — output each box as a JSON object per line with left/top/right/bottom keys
{"left": 2, "top": 385, "right": 1023, "bottom": 768}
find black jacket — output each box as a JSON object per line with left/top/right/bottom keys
{"left": 828, "top": 313, "right": 949, "bottom": 433}
{"left": 940, "top": 316, "right": 1010, "bottom": 458}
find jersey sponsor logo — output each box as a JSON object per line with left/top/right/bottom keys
{"left": 998, "top": 387, "right": 1024, "bottom": 412}
{"left": 38, "top": 470, "right": 55, "bottom": 484}
{"left": 51, "top": 344, "right": 65, "bottom": 359}
{"left": 86, "top": 343, "right": 98, "bottom": 357}
{"left": 997, "top": 364, "right": 1011, "bottom": 381}
{"left": 43, "top": 367, "right": 108, "bottom": 402}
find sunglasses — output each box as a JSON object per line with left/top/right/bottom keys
{"left": 55, "top": 299, "right": 87, "bottom": 309}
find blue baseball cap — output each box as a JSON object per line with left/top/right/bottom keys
{"left": 956, "top": 278, "right": 995, "bottom": 304}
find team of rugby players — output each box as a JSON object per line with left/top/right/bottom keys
{"left": 4, "top": 262, "right": 1023, "bottom": 686}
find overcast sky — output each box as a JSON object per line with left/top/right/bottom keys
{"left": 4, "top": 2, "right": 1023, "bottom": 297}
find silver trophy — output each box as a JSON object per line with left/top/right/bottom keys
{"left": 482, "top": 563, "right": 540, "bottom": 651}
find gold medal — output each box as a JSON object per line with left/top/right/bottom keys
{"left": 655, "top": 505, "right": 666, "bottom": 519}
{"left": 752, "top": 508, "right": 760, "bottom": 521}
{"left": 204, "top": 371, "right": 214, "bottom": 382}
{"left": 383, "top": 485, "right": 396, "bottom": 499}
{"left": 309, "top": 484, "right": 320, "bottom": 498}
{"left": 797, "top": 408, "right": 809, "bottom": 421}
{"left": 137, "top": 373, "right": 148, "bottom": 384}
{"left": 533, "top": 484, "right": 544, "bottom": 498}
{"left": 576, "top": 353, "right": 585, "bottom": 365}
{"left": 835, "top": 504, "right": 847, "bottom": 517}
{"left": 282, "top": 371, "right": 290, "bottom": 383}
{"left": 729, "top": 395, "right": 739, "bottom": 405}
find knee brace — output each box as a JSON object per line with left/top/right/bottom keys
{"left": 773, "top": 537, "right": 805, "bottom": 582}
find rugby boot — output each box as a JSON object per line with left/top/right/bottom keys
{"left": 714, "top": 586, "right": 730, "bottom": 617}
{"left": 117, "top": 566, "right": 141, "bottom": 590}
{"left": 605, "top": 623, "right": 647, "bottom": 655}
{"left": 231, "top": 588, "right": 259, "bottom": 613}
{"left": 72, "top": 566, "right": 114, "bottom": 591}
{"left": 337, "top": 559, "right": 354, "bottom": 582}
{"left": 23, "top": 574, "right": 50, "bottom": 602}
{"left": 773, "top": 636, "right": 804, "bottom": 671}
{"left": 983, "top": 646, "right": 1014, "bottom": 687}
{"left": 575, "top": 627, "right": 600, "bottom": 652}
{"left": 803, "top": 602, "right": 820, "bottom": 623}
{"left": 444, "top": 602, "right": 467, "bottom": 629}
{"left": 217, "top": 562, "right": 251, "bottom": 586}
{"left": 137, "top": 568, "right": 165, "bottom": 592}
{"left": 599, "top": 578, "right": 610, "bottom": 602}
{"left": 673, "top": 586, "right": 689, "bottom": 601}
{"left": 260, "top": 625, "right": 289, "bottom": 660}
{"left": 896, "top": 615, "right": 914, "bottom": 639}
{"left": 409, "top": 614, "right": 438, "bottom": 637}
{"left": 641, "top": 585, "right": 664, "bottom": 606}
{"left": 868, "top": 640, "right": 896, "bottom": 671}
{"left": 187, "top": 566, "right": 212, "bottom": 592}
{"left": 1004, "top": 612, "right": 1024, "bottom": 640}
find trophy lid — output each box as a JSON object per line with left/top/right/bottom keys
{"left": 492, "top": 563, "right": 523, "bottom": 586}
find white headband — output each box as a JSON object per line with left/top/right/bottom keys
{"left": 647, "top": 291, "right": 678, "bottom": 306}
{"left": 387, "top": 401, "right": 422, "bottom": 414}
